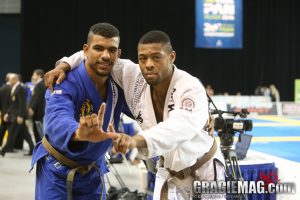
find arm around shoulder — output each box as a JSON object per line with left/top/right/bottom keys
{"left": 56, "top": 50, "right": 85, "bottom": 70}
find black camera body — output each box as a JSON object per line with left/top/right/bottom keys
{"left": 214, "top": 117, "right": 253, "bottom": 146}
{"left": 214, "top": 117, "right": 253, "bottom": 133}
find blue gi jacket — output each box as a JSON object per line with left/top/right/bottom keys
{"left": 31, "top": 61, "right": 125, "bottom": 200}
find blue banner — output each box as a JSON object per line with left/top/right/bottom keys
{"left": 195, "top": 0, "right": 243, "bottom": 49}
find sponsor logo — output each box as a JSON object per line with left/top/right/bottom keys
{"left": 168, "top": 88, "right": 176, "bottom": 112}
{"left": 168, "top": 104, "right": 175, "bottom": 112}
{"left": 51, "top": 89, "right": 62, "bottom": 95}
{"left": 136, "top": 111, "right": 143, "bottom": 124}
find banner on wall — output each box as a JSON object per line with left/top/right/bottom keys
{"left": 295, "top": 79, "right": 300, "bottom": 103}
{"left": 282, "top": 102, "right": 300, "bottom": 116}
{"left": 195, "top": 0, "right": 243, "bottom": 49}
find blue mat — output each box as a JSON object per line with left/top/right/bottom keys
{"left": 251, "top": 126, "right": 300, "bottom": 137}
{"left": 250, "top": 141, "right": 300, "bottom": 162}
{"left": 248, "top": 117, "right": 300, "bottom": 162}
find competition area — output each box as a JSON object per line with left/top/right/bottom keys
{"left": 249, "top": 115, "right": 300, "bottom": 162}
{"left": 0, "top": 115, "right": 299, "bottom": 199}
{"left": 232, "top": 115, "right": 300, "bottom": 200}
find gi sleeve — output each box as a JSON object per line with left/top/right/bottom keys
{"left": 56, "top": 51, "right": 85, "bottom": 69}
{"left": 44, "top": 81, "right": 87, "bottom": 156}
{"left": 138, "top": 83, "right": 209, "bottom": 159}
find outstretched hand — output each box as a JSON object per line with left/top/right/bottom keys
{"left": 112, "top": 132, "right": 137, "bottom": 155}
{"left": 73, "top": 103, "right": 120, "bottom": 142}
{"left": 44, "top": 62, "right": 70, "bottom": 92}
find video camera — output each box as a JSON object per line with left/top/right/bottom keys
{"left": 211, "top": 108, "right": 253, "bottom": 147}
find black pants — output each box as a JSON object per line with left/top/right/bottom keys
{"left": 0, "top": 120, "right": 8, "bottom": 146}
{"left": 2, "top": 120, "right": 34, "bottom": 153}
{"left": 32, "top": 119, "right": 43, "bottom": 143}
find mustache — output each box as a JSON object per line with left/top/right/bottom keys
{"left": 96, "top": 60, "right": 112, "bottom": 65}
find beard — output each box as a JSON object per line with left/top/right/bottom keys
{"left": 90, "top": 62, "right": 112, "bottom": 77}
{"left": 94, "top": 69, "right": 110, "bottom": 77}
{"left": 144, "top": 75, "right": 160, "bottom": 86}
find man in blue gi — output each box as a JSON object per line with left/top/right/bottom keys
{"left": 31, "top": 22, "right": 125, "bottom": 200}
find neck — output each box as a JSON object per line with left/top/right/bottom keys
{"left": 85, "top": 65, "right": 108, "bottom": 100}
{"left": 90, "top": 75, "right": 108, "bottom": 90}
{"left": 86, "top": 65, "right": 108, "bottom": 89}
{"left": 151, "top": 67, "right": 173, "bottom": 97}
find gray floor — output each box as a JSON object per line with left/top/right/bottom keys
{"left": 0, "top": 150, "right": 35, "bottom": 200}
{"left": 0, "top": 148, "right": 146, "bottom": 200}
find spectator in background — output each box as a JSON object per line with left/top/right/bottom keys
{"left": 0, "top": 73, "right": 12, "bottom": 147}
{"left": 263, "top": 86, "right": 271, "bottom": 97}
{"left": 25, "top": 80, "right": 35, "bottom": 104}
{"left": 14, "top": 74, "right": 30, "bottom": 150}
{"left": 0, "top": 73, "right": 34, "bottom": 156}
{"left": 206, "top": 84, "right": 214, "bottom": 96}
{"left": 254, "top": 84, "right": 264, "bottom": 96}
{"left": 269, "top": 84, "right": 280, "bottom": 102}
{"left": 28, "top": 69, "right": 46, "bottom": 143}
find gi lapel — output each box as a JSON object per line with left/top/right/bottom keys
{"left": 164, "top": 66, "right": 178, "bottom": 118}
{"left": 145, "top": 85, "right": 157, "bottom": 126}
{"left": 105, "top": 79, "right": 118, "bottom": 129}
{"left": 78, "top": 63, "right": 111, "bottom": 131}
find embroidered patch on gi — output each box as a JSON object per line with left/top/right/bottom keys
{"left": 51, "top": 89, "right": 62, "bottom": 95}
{"left": 80, "top": 99, "right": 94, "bottom": 117}
{"left": 53, "top": 161, "right": 62, "bottom": 169}
{"left": 180, "top": 98, "right": 195, "bottom": 112}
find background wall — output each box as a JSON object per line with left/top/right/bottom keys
{"left": 0, "top": 14, "right": 20, "bottom": 82}
{"left": 7, "top": 0, "right": 299, "bottom": 100}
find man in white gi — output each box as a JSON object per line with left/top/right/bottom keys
{"left": 46, "top": 30, "right": 225, "bottom": 200}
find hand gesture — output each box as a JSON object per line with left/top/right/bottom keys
{"left": 112, "top": 132, "right": 137, "bottom": 155}
{"left": 73, "top": 103, "right": 119, "bottom": 142}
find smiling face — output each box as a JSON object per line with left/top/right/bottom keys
{"left": 84, "top": 34, "right": 120, "bottom": 78}
{"left": 138, "top": 42, "right": 175, "bottom": 86}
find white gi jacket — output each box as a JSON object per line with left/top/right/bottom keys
{"left": 59, "top": 52, "right": 225, "bottom": 199}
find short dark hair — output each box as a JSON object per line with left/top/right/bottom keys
{"left": 34, "top": 69, "right": 45, "bottom": 78}
{"left": 138, "top": 30, "right": 173, "bottom": 51}
{"left": 87, "top": 22, "right": 120, "bottom": 44}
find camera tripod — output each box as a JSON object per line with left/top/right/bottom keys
{"left": 221, "top": 145, "right": 248, "bottom": 200}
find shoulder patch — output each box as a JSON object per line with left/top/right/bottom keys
{"left": 180, "top": 98, "right": 195, "bottom": 112}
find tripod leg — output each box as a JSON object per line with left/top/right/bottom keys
{"left": 224, "top": 150, "right": 248, "bottom": 200}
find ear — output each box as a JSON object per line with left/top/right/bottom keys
{"left": 118, "top": 49, "right": 122, "bottom": 58}
{"left": 83, "top": 44, "right": 89, "bottom": 57}
{"left": 170, "top": 50, "right": 176, "bottom": 64}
